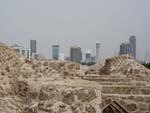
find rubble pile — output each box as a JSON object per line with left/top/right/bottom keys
{"left": 0, "top": 43, "right": 26, "bottom": 113}
{"left": 22, "top": 80, "right": 102, "bottom": 113}
{"left": 99, "top": 55, "right": 150, "bottom": 75}
{"left": 20, "top": 59, "right": 81, "bottom": 80}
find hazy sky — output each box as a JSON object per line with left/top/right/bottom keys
{"left": 0, "top": 0, "right": 150, "bottom": 60}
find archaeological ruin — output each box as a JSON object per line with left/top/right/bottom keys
{"left": 0, "top": 42, "right": 150, "bottom": 113}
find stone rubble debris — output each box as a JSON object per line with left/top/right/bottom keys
{"left": 99, "top": 55, "right": 150, "bottom": 75}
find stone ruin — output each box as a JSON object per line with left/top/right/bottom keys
{"left": 99, "top": 55, "right": 150, "bottom": 75}
{"left": 0, "top": 42, "right": 150, "bottom": 113}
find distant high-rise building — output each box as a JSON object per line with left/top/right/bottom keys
{"left": 129, "top": 35, "right": 136, "bottom": 59}
{"left": 85, "top": 51, "right": 91, "bottom": 63}
{"left": 91, "top": 56, "right": 96, "bottom": 63}
{"left": 30, "top": 40, "right": 37, "bottom": 57}
{"left": 96, "top": 42, "right": 101, "bottom": 63}
{"left": 52, "top": 44, "right": 60, "bottom": 60}
{"left": 70, "top": 46, "right": 82, "bottom": 63}
{"left": 119, "top": 42, "right": 130, "bottom": 55}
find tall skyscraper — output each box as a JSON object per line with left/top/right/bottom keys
{"left": 96, "top": 42, "right": 101, "bottom": 63}
{"left": 30, "top": 40, "right": 37, "bottom": 57}
{"left": 85, "top": 51, "right": 91, "bottom": 63}
{"left": 52, "top": 44, "right": 60, "bottom": 60}
{"left": 129, "top": 35, "right": 136, "bottom": 59}
{"left": 119, "top": 42, "right": 130, "bottom": 55}
{"left": 70, "top": 46, "right": 82, "bottom": 63}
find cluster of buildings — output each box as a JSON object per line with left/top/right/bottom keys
{"left": 11, "top": 40, "right": 100, "bottom": 65}
{"left": 52, "top": 42, "right": 101, "bottom": 65}
{"left": 10, "top": 35, "right": 136, "bottom": 65}
{"left": 119, "top": 35, "right": 136, "bottom": 59}
{"left": 11, "top": 44, "right": 31, "bottom": 60}
{"left": 52, "top": 35, "right": 136, "bottom": 65}
{"left": 11, "top": 40, "right": 37, "bottom": 60}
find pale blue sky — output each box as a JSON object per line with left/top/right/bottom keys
{"left": 0, "top": 0, "right": 150, "bottom": 60}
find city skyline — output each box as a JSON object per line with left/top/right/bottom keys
{"left": 8, "top": 36, "right": 137, "bottom": 62}
{"left": 0, "top": 0, "right": 150, "bottom": 61}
